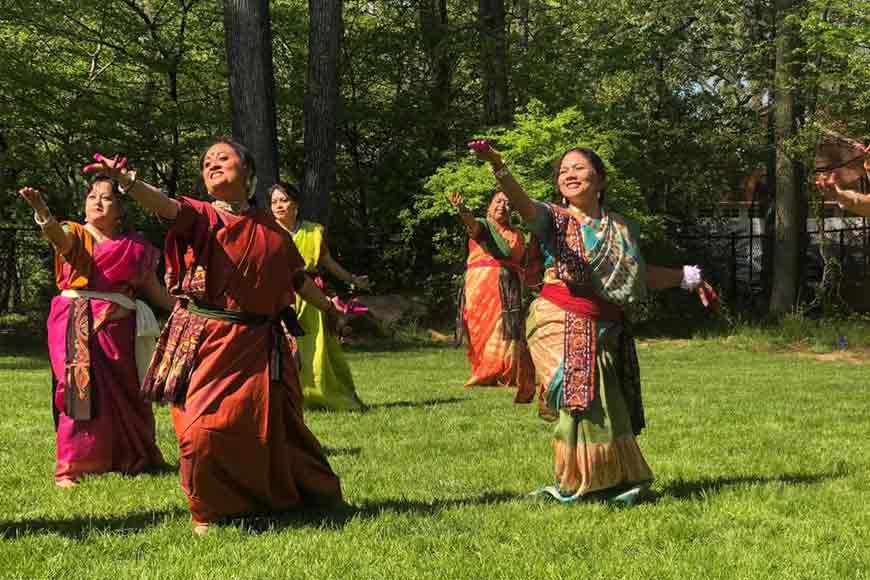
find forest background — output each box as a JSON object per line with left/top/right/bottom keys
{"left": 1, "top": 0, "right": 868, "bottom": 325}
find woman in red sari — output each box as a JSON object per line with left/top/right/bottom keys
{"left": 86, "top": 139, "right": 344, "bottom": 534}
{"left": 448, "top": 191, "right": 538, "bottom": 401}
{"left": 19, "top": 176, "right": 173, "bottom": 487}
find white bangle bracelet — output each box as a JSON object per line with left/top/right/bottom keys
{"left": 681, "top": 265, "right": 703, "bottom": 291}
{"left": 118, "top": 170, "right": 138, "bottom": 194}
{"left": 33, "top": 210, "right": 55, "bottom": 227}
{"left": 493, "top": 165, "right": 511, "bottom": 179}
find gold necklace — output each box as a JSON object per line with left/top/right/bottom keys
{"left": 212, "top": 199, "right": 251, "bottom": 215}
{"left": 568, "top": 207, "right": 601, "bottom": 225}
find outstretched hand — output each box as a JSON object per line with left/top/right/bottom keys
{"left": 18, "top": 186, "right": 48, "bottom": 212}
{"left": 82, "top": 152, "right": 128, "bottom": 180}
{"left": 815, "top": 172, "right": 842, "bottom": 201}
{"left": 447, "top": 191, "right": 466, "bottom": 209}
{"left": 696, "top": 280, "right": 719, "bottom": 309}
{"left": 324, "top": 303, "right": 348, "bottom": 336}
{"left": 467, "top": 140, "right": 502, "bottom": 166}
{"left": 351, "top": 275, "right": 371, "bottom": 291}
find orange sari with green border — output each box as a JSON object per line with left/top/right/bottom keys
{"left": 459, "top": 219, "right": 537, "bottom": 400}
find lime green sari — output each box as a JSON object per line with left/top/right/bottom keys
{"left": 293, "top": 221, "right": 365, "bottom": 411}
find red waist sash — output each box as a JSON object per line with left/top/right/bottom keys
{"left": 540, "top": 283, "right": 623, "bottom": 322}
{"left": 467, "top": 258, "right": 520, "bottom": 272}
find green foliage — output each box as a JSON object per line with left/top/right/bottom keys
{"left": 0, "top": 0, "right": 229, "bottom": 229}
{"left": 419, "top": 102, "right": 663, "bottom": 241}
{"left": 3, "top": 0, "right": 870, "bottom": 319}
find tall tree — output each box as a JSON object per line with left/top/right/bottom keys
{"left": 420, "top": 0, "right": 451, "bottom": 150}
{"left": 479, "top": 0, "right": 511, "bottom": 125}
{"left": 303, "top": 0, "right": 343, "bottom": 223}
{"left": 769, "top": 0, "right": 804, "bottom": 316}
{"left": 511, "top": 0, "right": 531, "bottom": 110}
{"left": 223, "top": 0, "right": 280, "bottom": 207}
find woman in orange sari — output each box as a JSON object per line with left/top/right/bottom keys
{"left": 448, "top": 191, "right": 538, "bottom": 400}
{"left": 85, "top": 139, "right": 343, "bottom": 534}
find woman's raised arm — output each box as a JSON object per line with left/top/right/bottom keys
{"left": 816, "top": 173, "right": 870, "bottom": 217}
{"left": 83, "top": 154, "right": 179, "bottom": 220}
{"left": 468, "top": 140, "right": 539, "bottom": 224}
{"left": 19, "top": 187, "right": 73, "bottom": 254}
{"left": 446, "top": 191, "right": 482, "bottom": 239}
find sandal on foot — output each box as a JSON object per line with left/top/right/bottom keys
{"left": 529, "top": 485, "right": 582, "bottom": 504}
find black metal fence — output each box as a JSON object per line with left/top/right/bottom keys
{"left": 675, "top": 218, "right": 870, "bottom": 310}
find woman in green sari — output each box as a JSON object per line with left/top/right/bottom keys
{"left": 469, "top": 140, "right": 718, "bottom": 504}
{"left": 270, "top": 182, "right": 368, "bottom": 411}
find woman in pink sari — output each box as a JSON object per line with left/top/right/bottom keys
{"left": 19, "top": 176, "right": 175, "bottom": 487}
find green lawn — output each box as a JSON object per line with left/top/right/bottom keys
{"left": 0, "top": 337, "right": 868, "bottom": 579}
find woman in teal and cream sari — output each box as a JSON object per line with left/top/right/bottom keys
{"left": 469, "top": 141, "right": 718, "bottom": 504}
{"left": 270, "top": 182, "right": 368, "bottom": 411}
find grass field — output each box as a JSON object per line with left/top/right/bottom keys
{"left": 0, "top": 336, "right": 869, "bottom": 579}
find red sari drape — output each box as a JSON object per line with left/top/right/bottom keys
{"left": 146, "top": 198, "right": 342, "bottom": 525}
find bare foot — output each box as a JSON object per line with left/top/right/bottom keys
{"left": 193, "top": 523, "right": 209, "bottom": 536}
{"left": 55, "top": 478, "right": 76, "bottom": 489}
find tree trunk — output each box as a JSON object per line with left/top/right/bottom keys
{"left": 223, "top": 0, "right": 279, "bottom": 208}
{"left": 302, "top": 0, "right": 343, "bottom": 224}
{"left": 479, "top": 0, "right": 511, "bottom": 125}
{"left": 420, "top": 0, "right": 451, "bottom": 150}
{"left": 166, "top": 69, "right": 180, "bottom": 198}
{"left": 512, "top": 0, "right": 531, "bottom": 109}
{"left": 769, "top": 0, "right": 803, "bottom": 316}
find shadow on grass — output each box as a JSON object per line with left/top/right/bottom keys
{"left": 0, "top": 492, "right": 522, "bottom": 539}
{"left": 0, "top": 507, "right": 189, "bottom": 540}
{"left": 303, "top": 397, "right": 466, "bottom": 414}
{"left": 323, "top": 447, "right": 362, "bottom": 457}
{"left": 236, "top": 490, "right": 521, "bottom": 534}
{"left": 365, "top": 396, "right": 467, "bottom": 411}
{"left": 0, "top": 352, "right": 48, "bottom": 371}
{"left": 657, "top": 471, "right": 845, "bottom": 501}
{"left": 344, "top": 339, "right": 456, "bottom": 355}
